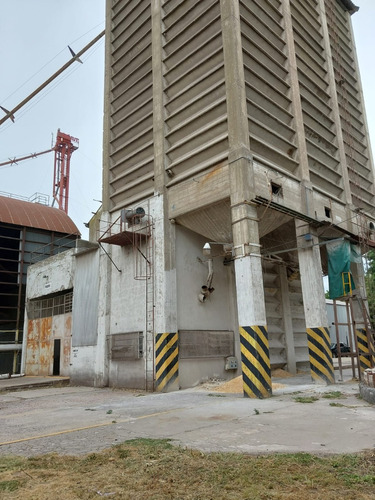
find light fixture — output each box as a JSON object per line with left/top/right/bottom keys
{"left": 203, "top": 242, "right": 211, "bottom": 256}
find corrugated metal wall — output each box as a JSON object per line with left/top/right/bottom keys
{"left": 72, "top": 250, "right": 99, "bottom": 347}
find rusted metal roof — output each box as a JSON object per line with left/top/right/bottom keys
{"left": 0, "top": 195, "right": 80, "bottom": 235}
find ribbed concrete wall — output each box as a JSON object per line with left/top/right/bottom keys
{"left": 109, "top": 0, "right": 154, "bottom": 210}
{"left": 163, "top": 0, "right": 227, "bottom": 183}
{"left": 241, "top": 0, "right": 297, "bottom": 175}
{"left": 326, "top": 0, "right": 374, "bottom": 212}
{"left": 104, "top": 0, "right": 374, "bottom": 220}
{"left": 292, "top": 0, "right": 342, "bottom": 196}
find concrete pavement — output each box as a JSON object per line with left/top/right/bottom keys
{"left": 0, "top": 375, "right": 69, "bottom": 392}
{"left": 0, "top": 374, "right": 373, "bottom": 457}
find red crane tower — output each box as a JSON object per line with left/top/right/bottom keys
{"left": 0, "top": 129, "right": 78, "bottom": 215}
{"left": 52, "top": 129, "right": 79, "bottom": 214}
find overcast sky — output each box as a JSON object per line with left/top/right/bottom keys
{"left": 0, "top": 0, "right": 105, "bottom": 239}
{"left": 0, "top": 1, "right": 374, "bottom": 240}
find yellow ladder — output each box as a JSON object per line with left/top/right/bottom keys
{"left": 342, "top": 272, "right": 352, "bottom": 296}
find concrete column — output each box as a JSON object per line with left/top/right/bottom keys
{"left": 153, "top": 197, "right": 178, "bottom": 392}
{"left": 152, "top": 0, "right": 179, "bottom": 392}
{"left": 221, "top": 0, "right": 271, "bottom": 398}
{"left": 351, "top": 260, "right": 374, "bottom": 373}
{"left": 296, "top": 219, "right": 335, "bottom": 384}
{"left": 101, "top": 0, "right": 112, "bottom": 212}
{"left": 278, "top": 265, "right": 297, "bottom": 374}
{"left": 95, "top": 214, "right": 112, "bottom": 387}
{"left": 351, "top": 260, "right": 367, "bottom": 301}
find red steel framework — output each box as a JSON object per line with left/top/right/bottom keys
{"left": 0, "top": 129, "right": 78, "bottom": 215}
{"left": 53, "top": 130, "right": 79, "bottom": 214}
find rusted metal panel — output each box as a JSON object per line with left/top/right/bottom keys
{"left": 0, "top": 195, "right": 80, "bottom": 235}
{"left": 25, "top": 317, "right": 53, "bottom": 376}
{"left": 51, "top": 314, "right": 72, "bottom": 376}
{"left": 25, "top": 313, "right": 72, "bottom": 376}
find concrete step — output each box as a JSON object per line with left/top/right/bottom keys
{"left": 0, "top": 376, "right": 70, "bottom": 392}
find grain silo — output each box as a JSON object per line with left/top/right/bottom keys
{"left": 93, "top": 0, "right": 375, "bottom": 397}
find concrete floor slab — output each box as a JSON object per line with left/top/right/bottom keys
{"left": 0, "top": 377, "right": 373, "bottom": 457}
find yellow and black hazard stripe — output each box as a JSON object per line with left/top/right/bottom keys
{"left": 306, "top": 327, "right": 335, "bottom": 384}
{"left": 155, "top": 332, "right": 178, "bottom": 392}
{"left": 239, "top": 325, "right": 272, "bottom": 399}
{"left": 356, "top": 328, "right": 372, "bottom": 372}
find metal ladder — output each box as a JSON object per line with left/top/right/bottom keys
{"left": 332, "top": 298, "right": 357, "bottom": 381}
{"left": 332, "top": 292, "right": 375, "bottom": 381}
{"left": 132, "top": 204, "right": 155, "bottom": 391}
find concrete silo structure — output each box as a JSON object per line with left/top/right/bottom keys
{"left": 93, "top": 0, "right": 375, "bottom": 396}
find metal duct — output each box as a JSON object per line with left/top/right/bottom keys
{"left": 0, "top": 344, "right": 22, "bottom": 352}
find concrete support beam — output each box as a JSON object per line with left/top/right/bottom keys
{"left": 221, "top": 0, "right": 271, "bottom": 398}
{"left": 278, "top": 265, "right": 297, "bottom": 374}
{"left": 152, "top": 0, "right": 178, "bottom": 392}
{"left": 296, "top": 219, "right": 335, "bottom": 384}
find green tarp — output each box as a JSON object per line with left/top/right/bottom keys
{"left": 326, "top": 240, "right": 361, "bottom": 299}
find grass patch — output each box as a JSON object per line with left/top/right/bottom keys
{"left": 294, "top": 395, "right": 319, "bottom": 403}
{"left": 330, "top": 402, "right": 346, "bottom": 407}
{"left": 0, "top": 480, "right": 20, "bottom": 492}
{"left": 322, "top": 391, "right": 346, "bottom": 399}
{"left": 0, "top": 440, "right": 374, "bottom": 499}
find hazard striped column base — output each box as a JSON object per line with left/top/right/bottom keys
{"left": 356, "top": 328, "right": 374, "bottom": 372}
{"left": 239, "top": 326, "right": 272, "bottom": 399}
{"left": 306, "top": 327, "right": 335, "bottom": 384}
{"left": 155, "top": 332, "right": 178, "bottom": 392}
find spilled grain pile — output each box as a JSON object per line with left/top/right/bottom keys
{"left": 211, "top": 368, "right": 295, "bottom": 393}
